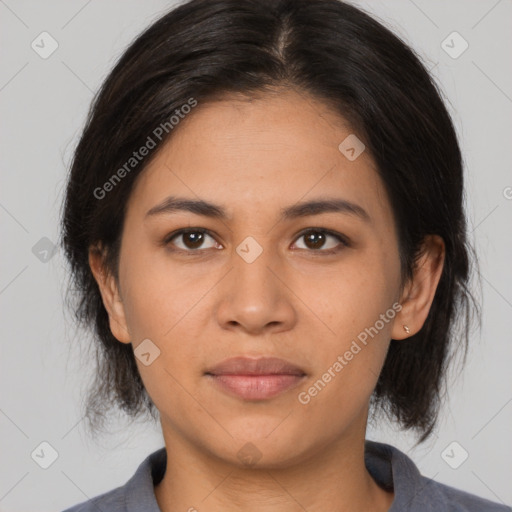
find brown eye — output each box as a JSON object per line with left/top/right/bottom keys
{"left": 293, "top": 229, "right": 348, "bottom": 252}
{"left": 166, "top": 229, "right": 219, "bottom": 251}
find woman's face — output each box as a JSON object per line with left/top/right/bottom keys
{"left": 98, "top": 90, "right": 408, "bottom": 467}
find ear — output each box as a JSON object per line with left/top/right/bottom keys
{"left": 88, "top": 243, "right": 131, "bottom": 344}
{"left": 392, "top": 235, "right": 445, "bottom": 340}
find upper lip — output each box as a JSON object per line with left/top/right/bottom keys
{"left": 205, "top": 356, "right": 306, "bottom": 376}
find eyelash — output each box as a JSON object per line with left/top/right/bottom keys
{"left": 162, "top": 227, "right": 350, "bottom": 255}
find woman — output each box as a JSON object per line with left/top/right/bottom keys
{"left": 60, "top": 0, "right": 510, "bottom": 510}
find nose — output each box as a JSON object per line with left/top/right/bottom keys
{"left": 214, "top": 245, "right": 297, "bottom": 336}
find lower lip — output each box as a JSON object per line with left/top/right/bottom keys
{"left": 207, "top": 374, "right": 305, "bottom": 400}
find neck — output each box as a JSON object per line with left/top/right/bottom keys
{"left": 154, "top": 425, "right": 394, "bottom": 512}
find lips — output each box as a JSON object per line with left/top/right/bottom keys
{"left": 206, "top": 356, "right": 306, "bottom": 376}
{"left": 205, "top": 356, "right": 307, "bottom": 400}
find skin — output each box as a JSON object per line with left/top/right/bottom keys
{"left": 90, "top": 88, "right": 445, "bottom": 512}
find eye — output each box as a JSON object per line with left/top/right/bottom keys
{"left": 164, "top": 228, "right": 221, "bottom": 252}
{"left": 292, "top": 228, "right": 349, "bottom": 254}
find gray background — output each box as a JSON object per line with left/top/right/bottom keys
{"left": 0, "top": 0, "right": 511, "bottom": 510}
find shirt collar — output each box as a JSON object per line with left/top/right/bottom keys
{"left": 365, "top": 440, "right": 449, "bottom": 511}
{"left": 125, "top": 447, "right": 166, "bottom": 512}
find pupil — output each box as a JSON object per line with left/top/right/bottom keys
{"left": 306, "top": 231, "right": 325, "bottom": 249}
{"left": 185, "top": 232, "right": 203, "bottom": 249}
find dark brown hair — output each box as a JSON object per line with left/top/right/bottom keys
{"left": 60, "top": 0, "right": 478, "bottom": 443}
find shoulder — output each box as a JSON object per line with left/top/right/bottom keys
{"left": 427, "top": 479, "right": 511, "bottom": 512}
{"left": 365, "top": 440, "right": 511, "bottom": 512}
{"left": 61, "top": 447, "right": 166, "bottom": 512}
{"left": 61, "top": 486, "right": 126, "bottom": 512}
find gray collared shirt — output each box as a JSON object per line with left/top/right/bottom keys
{"left": 62, "top": 440, "right": 511, "bottom": 511}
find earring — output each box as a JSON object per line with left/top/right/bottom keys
{"left": 403, "top": 325, "right": 410, "bottom": 334}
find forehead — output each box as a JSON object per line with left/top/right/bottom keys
{"left": 125, "top": 90, "right": 391, "bottom": 226}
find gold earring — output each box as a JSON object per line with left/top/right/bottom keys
{"left": 403, "top": 325, "right": 410, "bottom": 334}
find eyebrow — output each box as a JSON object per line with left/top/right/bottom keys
{"left": 145, "top": 195, "right": 370, "bottom": 223}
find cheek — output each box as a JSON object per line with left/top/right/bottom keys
{"left": 301, "top": 249, "right": 398, "bottom": 400}
{"left": 118, "top": 240, "right": 201, "bottom": 339}
{"left": 117, "top": 241, "right": 208, "bottom": 376}
{"left": 316, "top": 251, "right": 398, "bottom": 340}
{"left": 298, "top": 303, "right": 394, "bottom": 434}
{"left": 120, "top": 275, "right": 204, "bottom": 420}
